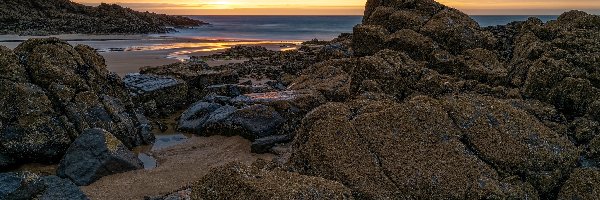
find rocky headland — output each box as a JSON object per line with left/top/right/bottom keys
{"left": 2, "top": 0, "right": 600, "bottom": 199}
{"left": 0, "top": 0, "right": 206, "bottom": 35}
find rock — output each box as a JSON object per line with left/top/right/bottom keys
{"left": 290, "top": 97, "right": 537, "bottom": 199}
{"left": 206, "top": 104, "right": 285, "bottom": 140}
{"left": 443, "top": 94, "right": 579, "bottom": 197}
{"left": 0, "top": 39, "right": 153, "bottom": 166}
{"left": 352, "top": 24, "right": 389, "bottom": 56}
{"left": 421, "top": 8, "right": 493, "bottom": 53}
{"left": 0, "top": 0, "right": 205, "bottom": 35}
{"left": 204, "top": 84, "right": 253, "bottom": 97}
{"left": 549, "top": 77, "right": 599, "bottom": 116}
{"left": 0, "top": 46, "right": 27, "bottom": 82}
{"left": 191, "top": 162, "right": 353, "bottom": 199}
{"left": 0, "top": 172, "right": 88, "bottom": 200}
{"left": 385, "top": 29, "right": 437, "bottom": 60}
{"left": 454, "top": 48, "right": 508, "bottom": 84}
{"left": 570, "top": 118, "right": 600, "bottom": 143}
{"left": 251, "top": 134, "right": 293, "bottom": 154}
{"left": 57, "top": 128, "right": 143, "bottom": 186}
{"left": 558, "top": 168, "right": 600, "bottom": 199}
{"left": 522, "top": 57, "right": 570, "bottom": 100}
{"left": 141, "top": 62, "right": 239, "bottom": 101}
{"left": 177, "top": 102, "right": 223, "bottom": 133}
{"left": 0, "top": 80, "right": 74, "bottom": 163}
{"left": 124, "top": 73, "right": 189, "bottom": 117}
{"left": 351, "top": 50, "right": 423, "bottom": 99}
{"left": 290, "top": 60, "right": 352, "bottom": 101}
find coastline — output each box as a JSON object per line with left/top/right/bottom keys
{"left": 0, "top": 34, "right": 301, "bottom": 76}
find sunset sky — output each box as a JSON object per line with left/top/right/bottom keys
{"left": 75, "top": 0, "right": 600, "bottom": 15}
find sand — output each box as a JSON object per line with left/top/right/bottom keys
{"left": 81, "top": 135, "right": 274, "bottom": 200}
{"left": 0, "top": 34, "right": 300, "bottom": 76}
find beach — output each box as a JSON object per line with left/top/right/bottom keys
{"left": 0, "top": 34, "right": 301, "bottom": 76}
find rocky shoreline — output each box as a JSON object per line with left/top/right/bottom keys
{"left": 0, "top": 0, "right": 207, "bottom": 36}
{"left": 2, "top": 0, "right": 600, "bottom": 199}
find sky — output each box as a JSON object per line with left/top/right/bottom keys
{"left": 75, "top": 0, "right": 600, "bottom": 15}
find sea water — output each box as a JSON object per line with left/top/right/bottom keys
{"left": 156, "top": 15, "right": 559, "bottom": 41}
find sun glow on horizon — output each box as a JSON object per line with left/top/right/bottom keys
{"left": 75, "top": 0, "right": 600, "bottom": 15}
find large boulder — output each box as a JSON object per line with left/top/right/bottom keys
{"left": 57, "top": 128, "right": 143, "bottom": 186}
{"left": 290, "top": 96, "right": 537, "bottom": 199}
{"left": 443, "top": 94, "right": 579, "bottom": 197}
{"left": 0, "top": 38, "right": 153, "bottom": 167}
{"left": 191, "top": 162, "right": 353, "bottom": 199}
{"left": 0, "top": 172, "right": 88, "bottom": 200}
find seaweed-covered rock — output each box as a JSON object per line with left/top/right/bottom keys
{"left": 191, "top": 162, "right": 353, "bottom": 199}
{"left": 290, "top": 60, "right": 353, "bottom": 101}
{"left": 352, "top": 25, "right": 389, "bottom": 56}
{"left": 557, "top": 168, "right": 600, "bottom": 199}
{"left": 290, "top": 96, "right": 537, "bottom": 199}
{"left": 124, "top": 73, "right": 189, "bottom": 117}
{"left": 0, "top": 172, "right": 88, "bottom": 200}
{"left": 0, "top": 39, "right": 153, "bottom": 164}
{"left": 421, "top": 8, "right": 493, "bottom": 53}
{"left": 385, "top": 29, "right": 437, "bottom": 60}
{"left": 0, "top": 46, "right": 27, "bottom": 82}
{"left": 443, "top": 94, "right": 579, "bottom": 197}
{"left": 0, "top": 80, "right": 74, "bottom": 163}
{"left": 57, "top": 128, "right": 142, "bottom": 186}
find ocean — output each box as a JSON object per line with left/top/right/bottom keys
{"left": 154, "top": 15, "right": 559, "bottom": 41}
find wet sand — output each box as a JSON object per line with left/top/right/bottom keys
{"left": 82, "top": 135, "right": 274, "bottom": 200}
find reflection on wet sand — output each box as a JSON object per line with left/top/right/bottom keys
{"left": 124, "top": 40, "right": 302, "bottom": 61}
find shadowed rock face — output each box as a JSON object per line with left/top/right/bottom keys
{"left": 0, "top": 38, "right": 153, "bottom": 167}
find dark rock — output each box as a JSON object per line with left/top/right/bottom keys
{"left": 0, "top": 172, "right": 88, "bottom": 200}
{"left": 251, "top": 134, "right": 293, "bottom": 154}
{"left": 352, "top": 25, "right": 389, "bottom": 56}
{"left": 549, "top": 77, "right": 599, "bottom": 116}
{"left": 124, "top": 73, "right": 189, "bottom": 117}
{"left": 558, "top": 168, "right": 600, "bottom": 199}
{"left": 0, "top": 0, "right": 206, "bottom": 35}
{"left": 191, "top": 162, "right": 353, "bottom": 199}
{"left": 57, "top": 128, "right": 143, "bottom": 186}
{"left": 208, "top": 104, "right": 285, "bottom": 140}
{"left": 177, "top": 102, "right": 223, "bottom": 133}
{"left": 204, "top": 84, "right": 253, "bottom": 97}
